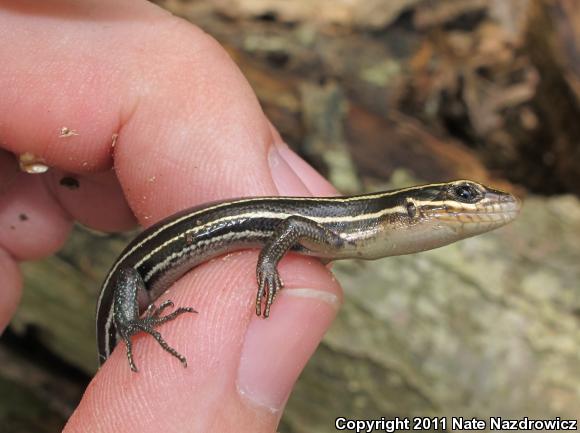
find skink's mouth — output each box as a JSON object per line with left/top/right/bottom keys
{"left": 432, "top": 209, "right": 519, "bottom": 225}
{"left": 426, "top": 192, "right": 521, "bottom": 226}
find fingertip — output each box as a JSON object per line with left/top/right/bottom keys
{"left": 0, "top": 173, "right": 72, "bottom": 260}
{"left": 237, "top": 256, "right": 341, "bottom": 412}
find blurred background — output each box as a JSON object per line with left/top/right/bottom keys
{"left": 2, "top": 0, "right": 580, "bottom": 431}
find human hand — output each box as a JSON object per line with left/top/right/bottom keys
{"left": 0, "top": 1, "right": 342, "bottom": 431}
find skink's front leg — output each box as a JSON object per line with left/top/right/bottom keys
{"left": 113, "top": 268, "right": 196, "bottom": 371}
{"left": 256, "top": 215, "right": 348, "bottom": 317}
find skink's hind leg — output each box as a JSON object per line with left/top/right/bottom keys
{"left": 256, "top": 215, "right": 348, "bottom": 318}
{"left": 113, "top": 268, "right": 196, "bottom": 372}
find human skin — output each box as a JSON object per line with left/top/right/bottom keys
{"left": 0, "top": 1, "right": 343, "bottom": 431}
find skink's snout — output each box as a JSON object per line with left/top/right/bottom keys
{"left": 484, "top": 187, "right": 522, "bottom": 220}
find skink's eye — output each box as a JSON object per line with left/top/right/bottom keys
{"left": 452, "top": 183, "right": 480, "bottom": 203}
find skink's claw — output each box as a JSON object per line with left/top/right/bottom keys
{"left": 256, "top": 261, "right": 284, "bottom": 318}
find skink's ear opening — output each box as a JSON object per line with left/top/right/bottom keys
{"left": 406, "top": 200, "right": 417, "bottom": 218}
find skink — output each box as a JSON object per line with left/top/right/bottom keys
{"left": 96, "top": 180, "right": 520, "bottom": 371}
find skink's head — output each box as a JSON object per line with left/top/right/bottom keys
{"left": 420, "top": 179, "right": 520, "bottom": 224}
{"left": 390, "top": 180, "right": 521, "bottom": 254}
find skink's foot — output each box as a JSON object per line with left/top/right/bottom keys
{"left": 118, "top": 301, "right": 196, "bottom": 372}
{"left": 256, "top": 262, "right": 283, "bottom": 318}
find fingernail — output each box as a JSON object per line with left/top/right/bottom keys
{"left": 237, "top": 287, "right": 339, "bottom": 411}
{"left": 268, "top": 142, "right": 336, "bottom": 196}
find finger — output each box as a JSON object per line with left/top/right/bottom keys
{"left": 0, "top": 172, "right": 71, "bottom": 260}
{"left": 0, "top": 149, "right": 72, "bottom": 335}
{"left": 0, "top": 1, "right": 340, "bottom": 432}
{"left": 46, "top": 170, "right": 136, "bottom": 232}
{"left": 73, "top": 38, "right": 339, "bottom": 433}
{"left": 0, "top": 0, "right": 154, "bottom": 232}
